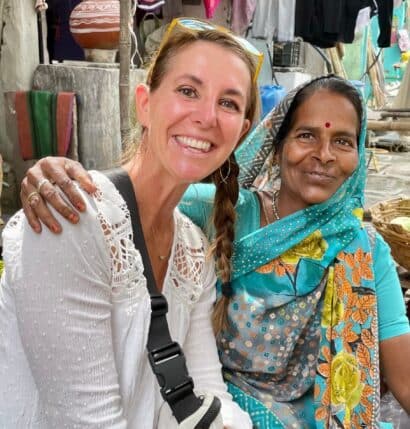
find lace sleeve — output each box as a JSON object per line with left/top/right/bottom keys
{"left": 1, "top": 195, "right": 127, "bottom": 427}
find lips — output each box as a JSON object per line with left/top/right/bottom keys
{"left": 305, "top": 170, "right": 336, "bottom": 183}
{"left": 307, "top": 170, "right": 335, "bottom": 178}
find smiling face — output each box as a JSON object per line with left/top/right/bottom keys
{"left": 136, "top": 40, "right": 251, "bottom": 185}
{"left": 276, "top": 89, "right": 360, "bottom": 213}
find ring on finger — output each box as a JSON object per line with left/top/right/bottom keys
{"left": 36, "top": 178, "right": 50, "bottom": 193}
{"left": 27, "top": 191, "right": 41, "bottom": 206}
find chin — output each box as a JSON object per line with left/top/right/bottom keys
{"left": 304, "top": 191, "right": 335, "bottom": 206}
{"left": 174, "top": 166, "right": 214, "bottom": 184}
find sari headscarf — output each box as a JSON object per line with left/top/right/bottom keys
{"left": 219, "top": 76, "right": 382, "bottom": 428}
{"left": 233, "top": 75, "right": 367, "bottom": 279}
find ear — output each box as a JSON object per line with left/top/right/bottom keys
{"left": 135, "top": 84, "right": 150, "bottom": 127}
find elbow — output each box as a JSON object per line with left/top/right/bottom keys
{"left": 400, "top": 387, "right": 410, "bottom": 415}
{"left": 389, "top": 383, "right": 410, "bottom": 415}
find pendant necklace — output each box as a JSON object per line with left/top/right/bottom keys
{"left": 150, "top": 225, "right": 173, "bottom": 261}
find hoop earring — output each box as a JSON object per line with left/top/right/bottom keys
{"left": 219, "top": 158, "right": 231, "bottom": 184}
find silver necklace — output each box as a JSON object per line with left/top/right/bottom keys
{"left": 272, "top": 190, "right": 280, "bottom": 221}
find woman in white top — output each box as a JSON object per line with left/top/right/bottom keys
{"left": 0, "top": 18, "right": 263, "bottom": 428}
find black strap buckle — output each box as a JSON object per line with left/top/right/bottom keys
{"left": 148, "top": 341, "right": 194, "bottom": 403}
{"left": 150, "top": 294, "right": 168, "bottom": 316}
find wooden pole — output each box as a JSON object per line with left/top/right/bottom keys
{"left": 380, "top": 112, "right": 410, "bottom": 119}
{"left": 119, "top": 0, "right": 131, "bottom": 146}
{"left": 367, "top": 119, "right": 410, "bottom": 131}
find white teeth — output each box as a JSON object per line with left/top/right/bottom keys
{"left": 176, "top": 136, "right": 211, "bottom": 152}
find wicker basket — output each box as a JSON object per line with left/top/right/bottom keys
{"left": 369, "top": 197, "right": 410, "bottom": 270}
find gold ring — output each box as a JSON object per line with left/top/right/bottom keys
{"left": 27, "top": 191, "right": 40, "bottom": 206}
{"left": 36, "top": 178, "right": 50, "bottom": 193}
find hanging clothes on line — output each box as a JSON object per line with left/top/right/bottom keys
{"left": 203, "top": 0, "right": 222, "bottom": 19}
{"left": 374, "top": 0, "right": 394, "bottom": 48}
{"left": 251, "top": 0, "right": 296, "bottom": 42}
{"left": 355, "top": 6, "right": 372, "bottom": 35}
{"left": 230, "top": 0, "right": 257, "bottom": 36}
{"left": 294, "top": 0, "right": 394, "bottom": 48}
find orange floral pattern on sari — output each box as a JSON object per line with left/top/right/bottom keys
{"left": 315, "top": 246, "right": 378, "bottom": 428}
{"left": 256, "top": 258, "right": 295, "bottom": 276}
{"left": 338, "top": 248, "right": 374, "bottom": 285}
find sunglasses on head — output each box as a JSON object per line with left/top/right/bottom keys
{"left": 161, "top": 17, "right": 264, "bottom": 83}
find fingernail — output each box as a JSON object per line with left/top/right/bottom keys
{"left": 34, "top": 225, "right": 41, "bottom": 233}
{"left": 69, "top": 213, "right": 79, "bottom": 223}
{"left": 51, "top": 224, "right": 60, "bottom": 234}
{"left": 76, "top": 203, "right": 85, "bottom": 211}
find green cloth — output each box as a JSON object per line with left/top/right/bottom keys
{"left": 29, "top": 91, "right": 57, "bottom": 158}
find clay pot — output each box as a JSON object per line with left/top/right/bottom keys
{"left": 69, "top": 0, "right": 120, "bottom": 51}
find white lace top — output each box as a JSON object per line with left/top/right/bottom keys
{"left": 0, "top": 171, "right": 252, "bottom": 429}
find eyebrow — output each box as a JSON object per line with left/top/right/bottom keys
{"left": 294, "top": 125, "right": 357, "bottom": 139}
{"left": 176, "top": 74, "right": 246, "bottom": 100}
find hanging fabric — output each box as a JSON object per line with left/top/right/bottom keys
{"left": 252, "top": 0, "right": 296, "bottom": 42}
{"left": 294, "top": 0, "right": 395, "bottom": 48}
{"left": 230, "top": 0, "right": 257, "bottom": 36}
{"left": 203, "top": 0, "right": 222, "bottom": 19}
{"left": 15, "top": 91, "right": 77, "bottom": 160}
{"left": 373, "top": 0, "right": 394, "bottom": 48}
{"left": 355, "top": 6, "right": 372, "bottom": 35}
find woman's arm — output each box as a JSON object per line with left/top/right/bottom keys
{"left": 380, "top": 334, "right": 410, "bottom": 413}
{"left": 374, "top": 233, "right": 410, "bottom": 413}
{"left": 2, "top": 193, "right": 127, "bottom": 427}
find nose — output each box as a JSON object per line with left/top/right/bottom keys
{"left": 191, "top": 97, "right": 218, "bottom": 128}
{"left": 313, "top": 139, "right": 336, "bottom": 164}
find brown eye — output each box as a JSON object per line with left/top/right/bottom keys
{"left": 335, "top": 138, "right": 354, "bottom": 148}
{"left": 177, "top": 86, "right": 197, "bottom": 98}
{"left": 297, "top": 132, "right": 314, "bottom": 141}
{"left": 219, "top": 98, "right": 240, "bottom": 111}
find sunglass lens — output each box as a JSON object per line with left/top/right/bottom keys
{"left": 233, "top": 36, "right": 261, "bottom": 56}
{"left": 178, "top": 19, "right": 214, "bottom": 31}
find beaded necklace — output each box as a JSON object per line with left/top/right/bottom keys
{"left": 271, "top": 190, "right": 280, "bottom": 221}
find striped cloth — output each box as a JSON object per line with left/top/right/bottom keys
{"left": 15, "top": 90, "right": 76, "bottom": 160}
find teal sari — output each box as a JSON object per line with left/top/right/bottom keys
{"left": 181, "top": 77, "right": 385, "bottom": 428}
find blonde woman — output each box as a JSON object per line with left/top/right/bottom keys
{"left": 0, "top": 18, "right": 264, "bottom": 428}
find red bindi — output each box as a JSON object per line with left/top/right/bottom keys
{"left": 325, "top": 122, "right": 331, "bottom": 128}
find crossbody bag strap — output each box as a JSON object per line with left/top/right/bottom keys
{"left": 104, "top": 168, "right": 204, "bottom": 423}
